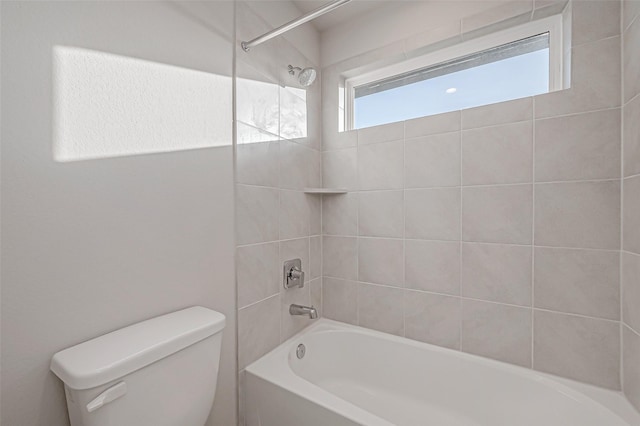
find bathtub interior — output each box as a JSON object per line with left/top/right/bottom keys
{"left": 246, "top": 319, "right": 640, "bottom": 426}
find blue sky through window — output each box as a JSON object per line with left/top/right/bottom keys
{"left": 354, "top": 48, "right": 549, "bottom": 129}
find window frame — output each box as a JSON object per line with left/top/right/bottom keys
{"left": 344, "top": 14, "right": 564, "bottom": 130}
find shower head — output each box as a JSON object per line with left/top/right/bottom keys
{"left": 288, "top": 65, "right": 317, "bottom": 87}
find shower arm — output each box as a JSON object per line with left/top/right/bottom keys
{"left": 241, "top": 0, "right": 352, "bottom": 52}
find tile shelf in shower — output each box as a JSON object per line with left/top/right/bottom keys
{"left": 303, "top": 188, "right": 348, "bottom": 195}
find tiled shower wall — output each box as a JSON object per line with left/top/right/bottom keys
{"left": 235, "top": 0, "right": 322, "bottom": 377}
{"left": 622, "top": 0, "right": 640, "bottom": 412}
{"left": 321, "top": 0, "right": 625, "bottom": 390}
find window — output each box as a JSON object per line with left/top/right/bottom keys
{"left": 345, "top": 15, "right": 563, "bottom": 130}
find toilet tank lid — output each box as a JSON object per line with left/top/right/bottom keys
{"left": 50, "top": 306, "right": 225, "bottom": 390}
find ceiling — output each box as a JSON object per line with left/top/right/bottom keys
{"left": 291, "top": 0, "right": 387, "bottom": 32}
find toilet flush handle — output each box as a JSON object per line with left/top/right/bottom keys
{"left": 86, "top": 381, "right": 127, "bottom": 413}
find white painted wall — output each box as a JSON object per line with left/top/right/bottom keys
{"left": 243, "top": 0, "right": 321, "bottom": 65}
{"left": 320, "top": 0, "right": 517, "bottom": 66}
{"left": 0, "top": 2, "right": 236, "bottom": 425}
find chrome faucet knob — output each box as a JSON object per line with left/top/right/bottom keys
{"left": 289, "top": 266, "right": 304, "bottom": 281}
{"left": 283, "top": 259, "right": 305, "bottom": 289}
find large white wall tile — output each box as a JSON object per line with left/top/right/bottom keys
{"left": 358, "top": 238, "right": 404, "bottom": 287}
{"left": 237, "top": 242, "right": 280, "bottom": 308}
{"left": 624, "top": 15, "right": 640, "bottom": 103}
{"left": 323, "top": 148, "right": 358, "bottom": 190}
{"left": 324, "top": 129, "right": 357, "bottom": 150}
{"left": 323, "top": 278, "right": 358, "bottom": 324}
{"left": 358, "top": 283, "right": 404, "bottom": 336}
{"left": 624, "top": 0, "right": 640, "bottom": 32}
{"left": 404, "top": 291, "right": 461, "bottom": 349}
{"left": 462, "top": 121, "right": 533, "bottom": 185}
{"left": 236, "top": 185, "right": 279, "bottom": 245}
{"left": 623, "top": 325, "right": 640, "bottom": 411}
{"left": 461, "top": 243, "right": 532, "bottom": 306}
{"left": 571, "top": 0, "right": 620, "bottom": 46}
{"left": 405, "top": 240, "right": 460, "bottom": 295}
{"left": 535, "top": 37, "right": 621, "bottom": 118}
{"left": 623, "top": 176, "right": 640, "bottom": 254}
{"left": 534, "top": 310, "right": 620, "bottom": 389}
{"left": 323, "top": 236, "right": 358, "bottom": 280}
{"left": 279, "top": 190, "right": 309, "bottom": 240}
{"left": 322, "top": 192, "right": 358, "bottom": 236}
{"left": 623, "top": 3, "right": 640, "bottom": 412}
{"left": 279, "top": 140, "right": 311, "bottom": 190}
{"left": 624, "top": 94, "right": 640, "bottom": 177}
{"left": 462, "top": 300, "right": 532, "bottom": 367}
{"left": 308, "top": 193, "right": 321, "bottom": 235}
{"left": 236, "top": 124, "right": 280, "bottom": 187}
{"left": 461, "top": 97, "right": 532, "bottom": 130}
{"left": 357, "top": 121, "right": 403, "bottom": 146}
{"left": 405, "top": 110, "right": 460, "bottom": 138}
{"left": 358, "top": 190, "right": 404, "bottom": 238}
{"left": 310, "top": 236, "right": 322, "bottom": 280}
{"left": 238, "top": 295, "right": 280, "bottom": 369}
{"left": 534, "top": 247, "right": 620, "bottom": 320}
{"left": 405, "top": 133, "right": 460, "bottom": 188}
{"left": 535, "top": 109, "right": 621, "bottom": 182}
{"left": 405, "top": 188, "right": 461, "bottom": 241}
{"left": 535, "top": 181, "right": 620, "bottom": 249}
{"left": 462, "top": 185, "right": 532, "bottom": 244}
{"left": 623, "top": 252, "right": 640, "bottom": 332}
{"left": 358, "top": 140, "right": 404, "bottom": 190}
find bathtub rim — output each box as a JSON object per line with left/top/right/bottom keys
{"left": 245, "top": 318, "right": 640, "bottom": 426}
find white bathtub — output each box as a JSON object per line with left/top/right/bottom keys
{"left": 245, "top": 319, "right": 640, "bottom": 426}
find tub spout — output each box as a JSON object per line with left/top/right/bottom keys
{"left": 289, "top": 304, "right": 318, "bottom": 319}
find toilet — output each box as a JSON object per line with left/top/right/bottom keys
{"left": 50, "top": 306, "right": 225, "bottom": 426}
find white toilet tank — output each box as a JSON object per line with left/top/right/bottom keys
{"left": 50, "top": 306, "right": 225, "bottom": 426}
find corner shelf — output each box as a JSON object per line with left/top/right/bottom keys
{"left": 303, "top": 188, "right": 348, "bottom": 195}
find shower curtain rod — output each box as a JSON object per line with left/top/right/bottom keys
{"left": 241, "top": 0, "right": 352, "bottom": 52}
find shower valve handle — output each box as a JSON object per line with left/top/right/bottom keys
{"left": 283, "top": 259, "right": 304, "bottom": 289}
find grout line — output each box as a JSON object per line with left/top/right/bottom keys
{"left": 532, "top": 307, "right": 620, "bottom": 324}
{"left": 459, "top": 112, "right": 464, "bottom": 351}
{"left": 351, "top": 281, "right": 622, "bottom": 324}
{"left": 460, "top": 117, "right": 533, "bottom": 132}
{"left": 355, "top": 129, "right": 360, "bottom": 327}
{"left": 534, "top": 105, "right": 621, "bottom": 121}
{"left": 619, "top": 5, "right": 626, "bottom": 391}
{"left": 316, "top": 177, "right": 622, "bottom": 192}
{"left": 404, "top": 129, "right": 462, "bottom": 141}
{"left": 623, "top": 4, "right": 640, "bottom": 34}
{"left": 237, "top": 236, "right": 318, "bottom": 249}
{"left": 569, "top": 33, "right": 621, "bottom": 50}
{"left": 624, "top": 322, "right": 640, "bottom": 339}
{"left": 622, "top": 249, "right": 640, "bottom": 258}
{"left": 323, "top": 108, "right": 625, "bottom": 155}
{"left": 239, "top": 178, "right": 625, "bottom": 193}
{"left": 238, "top": 293, "right": 280, "bottom": 312}
{"left": 356, "top": 138, "right": 405, "bottom": 149}
{"left": 531, "top": 98, "right": 537, "bottom": 368}
{"left": 237, "top": 183, "right": 305, "bottom": 191}
{"left": 402, "top": 122, "right": 407, "bottom": 338}
{"left": 319, "top": 235, "right": 621, "bottom": 253}
{"left": 624, "top": 172, "right": 640, "bottom": 180}
{"left": 533, "top": 177, "right": 621, "bottom": 185}
{"left": 624, "top": 90, "right": 640, "bottom": 109}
